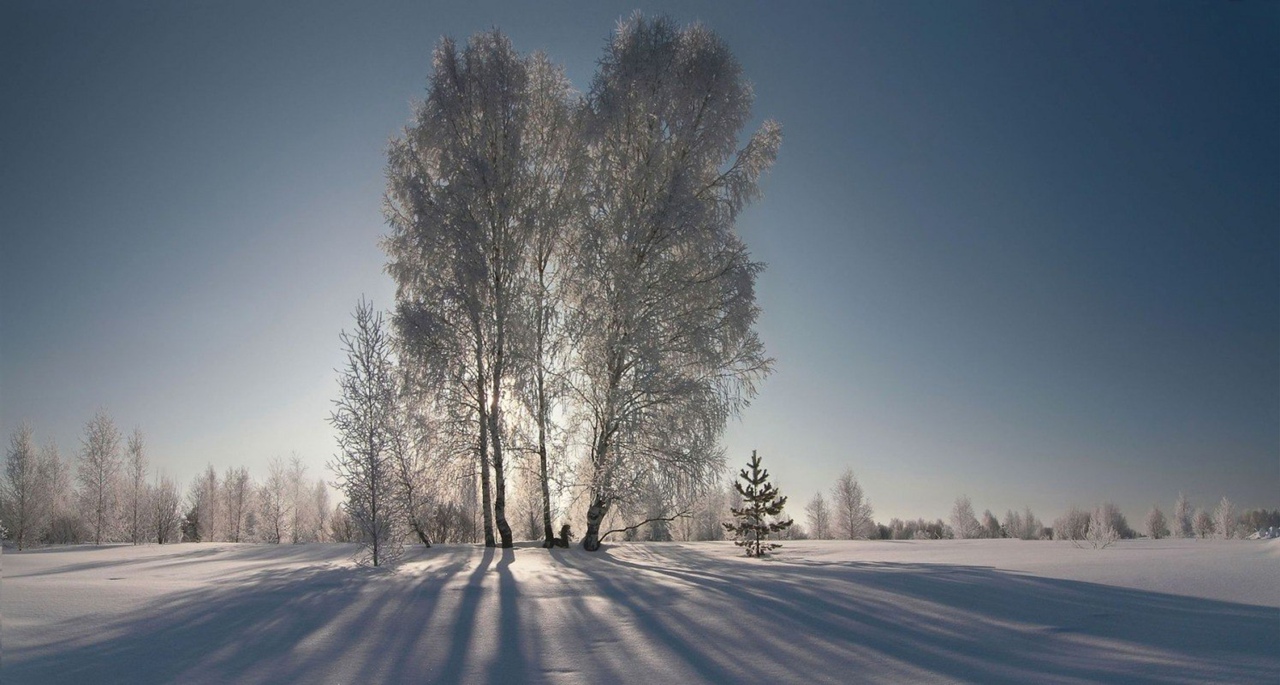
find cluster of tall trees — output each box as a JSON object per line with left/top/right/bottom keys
{"left": 946, "top": 496, "right": 1047, "bottom": 540}
{"left": 357, "top": 14, "right": 777, "bottom": 555}
{"left": 178, "top": 454, "right": 330, "bottom": 545}
{"left": 0, "top": 417, "right": 329, "bottom": 549}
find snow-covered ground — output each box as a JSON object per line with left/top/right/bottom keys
{"left": 4, "top": 538, "right": 1277, "bottom": 684}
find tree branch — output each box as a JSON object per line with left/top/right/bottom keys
{"left": 599, "top": 510, "right": 692, "bottom": 543}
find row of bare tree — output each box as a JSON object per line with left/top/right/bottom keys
{"left": 0, "top": 417, "right": 329, "bottom": 549}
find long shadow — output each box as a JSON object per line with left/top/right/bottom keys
{"left": 435, "top": 546, "right": 495, "bottom": 684}
{"left": 566, "top": 544, "right": 1279, "bottom": 684}
{"left": 486, "top": 547, "right": 532, "bottom": 683}
{"left": 5, "top": 546, "right": 474, "bottom": 685}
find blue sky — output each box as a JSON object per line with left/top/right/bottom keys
{"left": 2, "top": 1, "right": 1276, "bottom": 524}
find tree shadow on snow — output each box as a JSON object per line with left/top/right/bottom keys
{"left": 7, "top": 543, "right": 1277, "bottom": 684}
{"left": 5, "top": 546, "right": 477, "bottom": 685}
{"left": 554, "top": 544, "right": 1278, "bottom": 684}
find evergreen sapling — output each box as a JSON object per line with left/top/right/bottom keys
{"left": 723, "top": 451, "right": 793, "bottom": 557}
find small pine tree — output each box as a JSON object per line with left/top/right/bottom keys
{"left": 723, "top": 451, "right": 793, "bottom": 557}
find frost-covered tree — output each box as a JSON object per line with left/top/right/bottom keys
{"left": 287, "top": 454, "right": 308, "bottom": 544}
{"left": 832, "top": 469, "right": 874, "bottom": 539}
{"left": 950, "top": 495, "right": 981, "bottom": 540}
{"left": 1192, "top": 508, "right": 1214, "bottom": 538}
{"left": 260, "top": 456, "right": 289, "bottom": 544}
{"left": 569, "top": 15, "right": 778, "bottom": 551}
{"left": 124, "top": 428, "right": 149, "bottom": 544}
{"left": 78, "top": 411, "right": 122, "bottom": 545}
{"left": 38, "top": 443, "right": 78, "bottom": 544}
{"left": 389, "top": 402, "right": 434, "bottom": 547}
{"left": 1145, "top": 506, "right": 1169, "bottom": 540}
{"left": 329, "top": 503, "right": 356, "bottom": 542}
{"left": 385, "top": 31, "right": 569, "bottom": 549}
{"left": 1053, "top": 506, "right": 1090, "bottom": 541}
{"left": 329, "top": 300, "right": 403, "bottom": 566}
{"left": 1172, "top": 491, "right": 1193, "bottom": 538}
{"left": 3, "top": 423, "right": 42, "bottom": 549}
{"left": 1213, "top": 496, "right": 1237, "bottom": 539}
{"left": 981, "top": 509, "right": 1001, "bottom": 538}
{"left": 805, "top": 491, "right": 831, "bottom": 540}
{"left": 723, "top": 451, "right": 792, "bottom": 557}
{"left": 1083, "top": 505, "right": 1119, "bottom": 549}
{"left": 312, "top": 479, "right": 330, "bottom": 543}
{"left": 187, "top": 465, "right": 222, "bottom": 542}
{"left": 1002, "top": 507, "right": 1042, "bottom": 540}
{"left": 1095, "top": 501, "right": 1133, "bottom": 539}
{"left": 222, "top": 466, "right": 251, "bottom": 543}
{"left": 513, "top": 52, "right": 583, "bottom": 548}
{"left": 150, "top": 473, "right": 181, "bottom": 544}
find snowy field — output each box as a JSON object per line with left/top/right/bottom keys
{"left": 4, "top": 539, "right": 1277, "bottom": 684}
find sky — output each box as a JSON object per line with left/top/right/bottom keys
{"left": 2, "top": 0, "right": 1276, "bottom": 525}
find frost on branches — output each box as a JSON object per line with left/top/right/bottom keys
{"left": 329, "top": 300, "right": 403, "bottom": 567}
{"left": 572, "top": 15, "right": 779, "bottom": 550}
{"left": 724, "top": 451, "right": 792, "bottom": 557}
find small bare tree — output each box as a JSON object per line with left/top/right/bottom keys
{"left": 125, "top": 428, "right": 149, "bottom": 544}
{"left": 260, "top": 456, "right": 289, "bottom": 544}
{"left": 150, "top": 473, "right": 181, "bottom": 544}
{"left": 805, "top": 491, "right": 831, "bottom": 540}
{"left": 329, "top": 299, "right": 403, "bottom": 566}
{"left": 832, "top": 469, "right": 874, "bottom": 539}
{"left": 220, "top": 467, "right": 251, "bottom": 542}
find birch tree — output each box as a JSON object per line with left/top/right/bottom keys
{"left": 3, "top": 423, "right": 40, "bottom": 549}
{"left": 329, "top": 299, "right": 402, "bottom": 566}
{"left": 1214, "top": 496, "right": 1237, "bottom": 539}
{"left": 804, "top": 491, "right": 831, "bottom": 540}
{"left": 261, "top": 456, "right": 289, "bottom": 544}
{"left": 1173, "top": 491, "right": 1193, "bottom": 538}
{"left": 150, "top": 473, "right": 181, "bottom": 544}
{"left": 222, "top": 466, "right": 251, "bottom": 543}
{"left": 569, "top": 15, "right": 778, "bottom": 550}
{"left": 287, "top": 454, "right": 308, "bottom": 544}
{"left": 78, "top": 411, "right": 122, "bottom": 545}
{"left": 386, "top": 31, "right": 567, "bottom": 548}
{"left": 832, "top": 469, "right": 874, "bottom": 539}
{"left": 124, "top": 428, "right": 149, "bottom": 544}
{"left": 38, "top": 443, "right": 77, "bottom": 544}
{"left": 950, "top": 495, "right": 981, "bottom": 540}
{"left": 389, "top": 400, "right": 434, "bottom": 547}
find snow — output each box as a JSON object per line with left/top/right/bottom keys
{"left": 3, "top": 538, "right": 1277, "bottom": 684}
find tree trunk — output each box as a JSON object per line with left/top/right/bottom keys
{"left": 490, "top": 270, "right": 514, "bottom": 549}
{"left": 539, "top": 437, "right": 554, "bottom": 547}
{"left": 582, "top": 499, "right": 609, "bottom": 551}
{"left": 411, "top": 520, "right": 432, "bottom": 547}
{"left": 490, "top": 405, "right": 514, "bottom": 548}
{"left": 476, "top": 350, "right": 496, "bottom": 547}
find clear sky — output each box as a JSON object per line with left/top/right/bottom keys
{"left": 3, "top": 1, "right": 1276, "bottom": 525}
